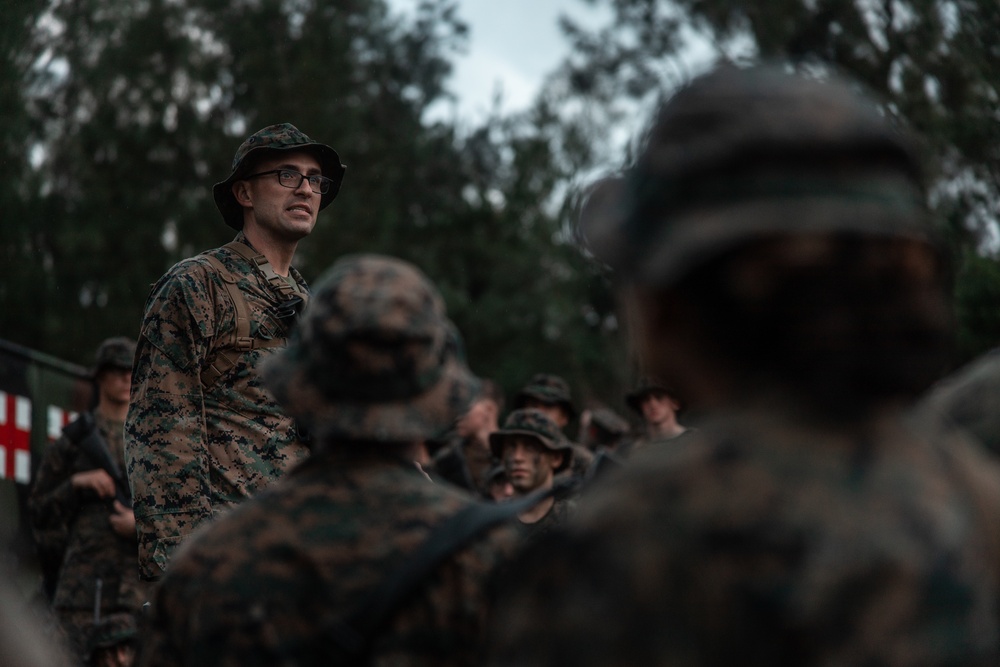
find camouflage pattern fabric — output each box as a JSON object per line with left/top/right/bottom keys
{"left": 137, "top": 451, "right": 518, "bottom": 667}
{"left": 28, "top": 411, "right": 150, "bottom": 663}
{"left": 125, "top": 231, "right": 309, "bottom": 580}
{"left": 262, "top": 255, "right": 480, "bottom": 444}
{"left": 578, "top": 65, "right": 934, "bottom": 288}
{"left": 92, "top": 337, "right": 136, "bottom": 377}
{"left": 513, "top": 373, "right": 576, "bottom": 418}
{"left": 488, "top": 409, "right": 1000, "bottom": 666}
{"left": 917, "top": 347, "right": 1000, "bottom": 458}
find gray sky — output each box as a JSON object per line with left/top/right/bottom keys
{"left": 389, "top": 0, "right": 611, "bottom": 122}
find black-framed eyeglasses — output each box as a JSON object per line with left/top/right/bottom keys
{"left": 244, "top": 169, "right": 333, "bottom": 195}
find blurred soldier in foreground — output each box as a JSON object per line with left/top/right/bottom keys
{"left": 29, "top": 337, "right": 148, "bottom": 665}
{"left": 125, "top": 123, "right": 346, "bottom": 581}
{"left": 490, "top": 409, "right": 574, "bottom": 539}
{"left": 138, "top": 255, "right": 517, "bottom": 667}
{"left": 487, "top": 64, "right": 1000, "bottom": 666}
{"left": 429, "top": 378, "right": 504, "bottom": 497}
{"left": 513, "top": 373, "right": 593, "bottom": 480}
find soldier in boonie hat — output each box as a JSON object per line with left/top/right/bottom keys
{"left": 514, "top": 374, "right": 577, "bottom": 422}
{"left": 213, "top": 122, "right": 346, "bottom": 231}
{"left": 489, "top": 408, "right": 575, "bottom": 534}
{"left": 264, "top": 254, "right": 480, "bottom": 445}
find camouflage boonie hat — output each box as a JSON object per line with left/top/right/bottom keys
{"left": 489, "top": 408, "right": 573, "bottom": 473}
{"left": 513, "top": 373, "right": 576, "bottom": 419}
{"left": 264, "top": 254, "right": 479, "bottom": 444}
{"left": 625, "top": 376, "right": 682, "bottom": 415}
{"left": 213, "top": 122, "right": 347, "bottom": 230}
{"left": 589, "top": 406, "right": 630, "bottom": 437}
{"left": 92, "top": 336, "right": 136, "bottom": 377}
{"left": 86, "top": 612, "right": 137, "bottom": 659}
{"left": 579, "top": 64, "right": 935, "bottom": 286}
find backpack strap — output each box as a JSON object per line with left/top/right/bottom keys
{"left": 199, "top": 254, "right": 286, "bottom": 389}
{"left": 324, "top": 478, "right": 573, "bottom": 660}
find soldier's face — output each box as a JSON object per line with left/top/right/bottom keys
{"left": 641, "top": 391, "right": 679, "bottom": 426}
{"left": 235, "top": 150, "right": 322, "bottom": 243}
{"left": 456, "top": 399, "right": 496, "bottom": 439}
{"left": 97, "top": 367, "right": 132, "bottom": 407}
{"left": 502, "top": 436, "right": 560, "bottom": 495}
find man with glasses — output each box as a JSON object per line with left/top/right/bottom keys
{"left": 125, "top": 123, "right": 346, "bottom": 582}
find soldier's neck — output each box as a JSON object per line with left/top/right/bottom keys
{"left": 241, "top": 227, "right": 299, "bottom": 277}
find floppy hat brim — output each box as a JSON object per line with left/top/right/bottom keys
{"left": 489, "top": 429, "right": 573, "bottom": 473}
{"left": 265, "top": 347, "right": 479, "bottom": 444}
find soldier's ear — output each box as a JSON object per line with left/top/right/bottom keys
{"left": 550, "top": 451, "right": 565, "bottom": 472}
{"left": 233, "top": 181, "right": 252, "bottom": 207}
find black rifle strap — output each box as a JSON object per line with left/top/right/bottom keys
{"left": 327, "top": 479, "right": 571, "bottom": 659}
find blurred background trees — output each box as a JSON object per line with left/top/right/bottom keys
{"left": 3, "top": 0, "right": 999, "bottom": 409}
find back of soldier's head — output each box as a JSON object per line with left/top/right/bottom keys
{"left": 581, "top": 64, "right": 951, "bottom": 412}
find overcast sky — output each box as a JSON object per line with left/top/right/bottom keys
{"left": 388, "top": 0, "right": 612, "bottom": 123}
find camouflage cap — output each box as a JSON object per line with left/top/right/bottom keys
{"left": 579, "top": 63, "right": 934, "bottom": 287}
{"left": 513, "top": 373, "right": 576, "bottom": 419}
{"left": 86, "top": 612, "right": 137, "bottom": 657}
{"left": 92, "top": 336, "right": 136, "bottom": 377}
{"left": 264, "top": 254, "right": 479, "bottom": 444}
{"left": 489, "top": 408, "right": 573, "bottom": 472}
{"left": 213, "top": 122, "right": 347, "bottom": 230}
{"left": 589, "top": 406, "right": 630, "bottom": 437}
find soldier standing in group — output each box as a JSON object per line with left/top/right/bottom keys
{"left": 487, "top": 64, "right": 1000, "bottom": 666}
{"left": 619, "top": 376, "right": 687, "bottom": 456}
{"left": 125, "top": 124, "right": 346, "bottom": 581}
{"left": 29, "top": 337, "right": 149, "bottom": 665}
{"left": 137, "top": 255, "right": 517, "bottom": 667}
{"left": 489, "top": 409, "right": 574, "bottom": 539}
{"left": 512, "top": 373, "right": 593, "bottom": 479}
{"left": 429, "top": 378, "right": 505, "bottom": 497}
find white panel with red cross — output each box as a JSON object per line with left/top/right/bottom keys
{"left": 0, "top": 391, "right": 32, "bottom": 484}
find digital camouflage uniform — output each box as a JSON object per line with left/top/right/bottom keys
{"left": 487, "top": 65, "right": 1000, "bottom": 666}
{"left": 138, "top": 255, "right": 518, "bottom": 667}
{"left": 125, "top": 123, "right": 345, "bottom": 581}
{"left": 29, "top": 338, "right": 149, "bottom": 664}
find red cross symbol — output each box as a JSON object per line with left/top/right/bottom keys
{"left": 0, "top": 391, "right": 32, "bottom": 484}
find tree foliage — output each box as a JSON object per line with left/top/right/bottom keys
{"left": 552, "top": 0, "right": 1000, "bottom": 362}
{"left": 3, "top": 0, "right": 624, "bottom": 405}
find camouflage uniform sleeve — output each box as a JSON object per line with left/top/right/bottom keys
{"left": 125, "top": 259, "right": 221, "bottom": 580}
{"left": 27, "top": 435, "right": 77, "bottom": 571}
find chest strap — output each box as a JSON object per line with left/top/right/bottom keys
{"left": 199, "top": 249, "right": 295, "bottom": 389}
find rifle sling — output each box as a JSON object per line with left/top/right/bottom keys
{"left": 326, "top": 481, "right": 566, "bottom": 659}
